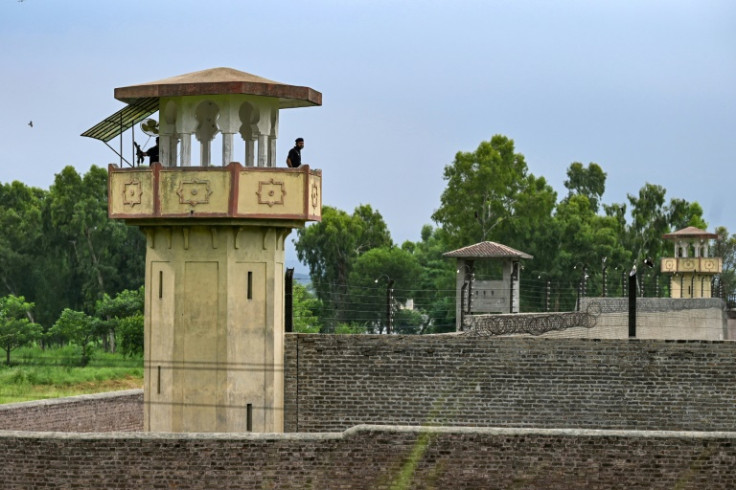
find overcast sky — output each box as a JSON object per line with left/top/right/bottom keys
{"left": 1, "top": 1, "right": 734, "bottom": 271}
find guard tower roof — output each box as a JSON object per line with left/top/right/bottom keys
{"left": 114, "top": 67, "right": 322, "bottom": 108}
{"left": 82, "top": 67, "right": 322, "bottom": 144}
{"left": 662, "top": 226, "right": 718, "bottom": 241}
{"left": 443, "top": 241, "right": 533, "bottom": 260}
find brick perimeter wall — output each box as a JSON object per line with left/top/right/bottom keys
{"left": 1, "top": 426, "right": 734, "bottom": 489}
{"left": 0, "top": 390, "right": 143, "bottom": 432}
{"left": 284, "top": 335, "right": 736, "bottom": 433}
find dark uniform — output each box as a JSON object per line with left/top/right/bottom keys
{"left": 287, "top": 145, "right": 301, "bottom": 168}
{"left": 145, "top": 144, "right": 159, "bottom": 164}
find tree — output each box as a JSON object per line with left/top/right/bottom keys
{"left": 402, "top": 225, "right": 456, "bottom": 333}
{"left": 295, "top": 205, "right": 392, "bottom": 330}
{"left": 432, "top": 135, "right": 529, "bottom": 247}
{"left": 292, "top": 284, "right": 322, "bottom": 333}
{"left": 626, "top": 183, "right": 670, "bottom": 265}
{"left": 563, "top": 162, "right": 607, "bottom": 213}
{"left": 0, "top": 181, "right": 45, "bottom": 321}
{"left": 117, "top": 314, "right": 144, "bottom": 357}
{"left": 47, "top": 166, "right": 144, "bottom": 312}
{"left": 713, "top": 226, "right": 736, "bottom": 303}
{"left": 432, "top": 135, "right": 558, "bottom": 255}
{"left": 668, "top": 198, "right": 707, "bottom": 231}
{"left": 347, "top": 247, "right": 422, "bottom": 333}
{"left": 545, "top": 195, "right": 632, "bottom": 307}
{"left": 0, "top": 295, "right": 42, "bottom": 365}
{"left": 95, "top": 287, "right": 144, "bottom": 353}
{"left": 625, "top": 184, "right": 707, "bottom": 295}
{"left": 48, "top": 308, "right": 96, "bottom": 365}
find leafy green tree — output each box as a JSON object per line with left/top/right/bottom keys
{"left": 48, "top": 308, "right": 96, "bottom": 365}
{"left": 402, "top": 225, "right": 456, "bottom": 333}
{"left": 117, "top": 314, "right": 144, "bottom": 357}
{"left": 95, "top": 287, "right": 144, "bottom": 353}
{"left": 563, "top": 162, "right": 607, "bottom": 213}
{"left": 393, "top": 308, "right": 426, "bottom": 335}
{"left": 432, "top": 135, "right": 557, "bottom": 253}
{"left": 347, "top": 247, "right": 422, "bottom": 333}
{"left": 626, "top": 183, "right": 670, "bottom": 263}
{"left": 503, "top": 172, "right": 558, "bottom": 298}
{"left": 0, "top": 295, "right": 42, "bottom": 365}
{"left": 295, "top": 204, "right": 392, "bottom": 330}
{"left": 292, "top": 284, "right": 322, "bottom": 333}
{"left": 0, "top": 182, "right": 45, "bottom": 320}
{"left": 624, "top": 184, "right": 707, "bottom": 297}
{"left": 668, "top": 198, "right": 707, "bottom": 231}
{"left": 544, "top": 194, "right": 632, "bottom": 307}
{"left": 47, "top": 166, "right": 144, "bottom": 312}
{"left": 713, "top": 226, "right": 736, "bottom": 303}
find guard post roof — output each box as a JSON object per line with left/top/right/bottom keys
{"left": 443, "top": 241, "right": 533, "bottom": 260}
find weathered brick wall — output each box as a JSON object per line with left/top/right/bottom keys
{"left": 0, "top": 390, "right": 143, "bottom": 432}
{"left": 1, "top": 426, "right": 734, "bottom": 489}
{"left": 284, "top": 335, "right": 736, "bottom": 433}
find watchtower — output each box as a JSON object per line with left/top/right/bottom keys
{"left": 84, "top": 67, "right": 322, "bottom": 433}
{"left": 660, "top": 227, "right": 722, "bottom": 298}
{"left": 444, "top": 241, "right": 533, "bottom": 331}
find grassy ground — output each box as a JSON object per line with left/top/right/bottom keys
{"left": 0, "top": 345, "right": 143, "bottom": 405}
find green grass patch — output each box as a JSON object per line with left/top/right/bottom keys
{"left": 0, "top": 345, "right": 143, "bottom": 404}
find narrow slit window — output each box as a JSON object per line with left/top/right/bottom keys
{"left": 157, "top": 366, "right": 161, "bottom": 394}
{"left": 247, "top": 271, "right": 253, "bottom": 300}
{"left": 246, "top": 403, "right": 253, "bottom": 432}
{"left": 159, "top": 271, "right": 163, "bottom": 299}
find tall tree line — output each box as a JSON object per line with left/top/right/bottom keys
{"left": 0, "top": 165, "right": 145, "bottom": 331}
{"left": 2, "top": 142, "right": 734, "bottom": 337}
{"left": 296, "top": 135, "right": 736, "bottom": 332}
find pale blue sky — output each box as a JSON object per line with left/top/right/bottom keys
{"left": 1, "top": 1, "right": 734, "bottom": 270}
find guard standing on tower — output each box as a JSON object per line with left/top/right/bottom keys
{"left": 286, "top": 137, "right": 304, "bottom": 168}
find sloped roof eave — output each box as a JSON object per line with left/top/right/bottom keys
{"left": 443, "top": 241, "right": 534, "bottom": 260}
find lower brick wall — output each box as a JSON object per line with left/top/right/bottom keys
{"left": 1, "top": 426, "right": 734, "bottom": 489}
{"left": 2, "top": 335, "right": 736, "bottom": 487}
{"left": 284, "top": 335, "right": 736, "bottom": 432}
{"left": 0, "top": 390, "right": 143, "bottom": 432}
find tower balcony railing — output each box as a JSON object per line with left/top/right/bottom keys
{"left": 660, "top": 257, "right": 722, "bottom": 274}
{"left": 108, "top": 162, "right": 321, "bottom": 225}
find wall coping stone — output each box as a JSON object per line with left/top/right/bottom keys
{"left": 0, "top": 389, "right": 142, "bottom": 412}
{"left": 288, "top": 332, "right": 735, "bottom": 344}
{"left": 2, "top": 424, "right": 736, "bottom": 441}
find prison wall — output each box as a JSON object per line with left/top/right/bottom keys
{"left": 571, "top": 297, "right": 727, "bottom": 340}
{"left": 469, "top": 298, "right": 727, "bottom": 340}
{"left": 0, "top": 390, "right": 142, "bottom": 432}
{"left": 2, "top": 336, "right": 736, "bottom": 487}
{"left": 1, "top": 426, "right": 735, "bottom": 489}
{"left": 284, "top": 335, "right": 736, "bottom": 433}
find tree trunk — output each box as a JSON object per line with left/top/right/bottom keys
{"left": 84, "top": 227, "right": 106, "bottom": 293}
{"left": 109, "top": 328, "right": 116, "bottom": 354}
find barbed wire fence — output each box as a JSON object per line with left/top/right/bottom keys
{"left": 293, "top": 273, "right": 729, "bottom": 335}
{"left": 1, "top": 274, "right": 730, "bottom": 404}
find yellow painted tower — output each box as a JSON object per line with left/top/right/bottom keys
{"left": 85, "top": 68, "right": 322, "bottom": 432}
{"left": 660, "top": 227, "right": 722, "bottom": 299}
